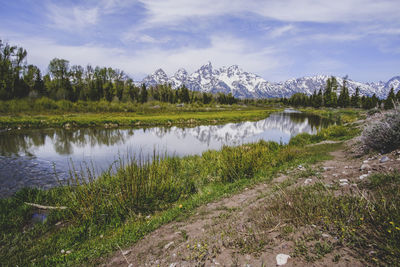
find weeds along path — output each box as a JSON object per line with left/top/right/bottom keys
{"left": 104, "top": 135, "right": 400, "bottom": 267}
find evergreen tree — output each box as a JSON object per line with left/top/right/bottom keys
{"left": 337, "top": 77, "right": 350, "bottom": 107}
{"left": 350, "top": 87, "right": 360, "bottom": 107}
{"left": 324, "top": 76, "right": 338, "bottom": 107}
{"left": 140, "top": 83, "right": 148, "bottom": 103}
{"left": 384, "top": 87, "right": 396, "bottom": 110}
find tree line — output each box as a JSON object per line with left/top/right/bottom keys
{"left": 2, "top": 39, "right": 399, "bottom": 109}
{"left": 282, "top": 76, "right": 400, "bottom": 110}
{"left": 0, "top": 39, "right": 237, "bottom": 105}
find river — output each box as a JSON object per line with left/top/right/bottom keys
{"left": 0, "top": 110, "right": 333, "bottom": 197}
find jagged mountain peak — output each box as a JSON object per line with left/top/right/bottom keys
{"left": 153, "top": 68, "right": 167, "bottom": 77}
{"left": 140, "top": 62, "right": 399, "bottom": 99}
{"left": 200, "top": 61, "right": 213, "bottom": 69}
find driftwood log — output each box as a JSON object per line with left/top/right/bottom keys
{"left": 24, "top": 202, "right": 67, "bottom": 210}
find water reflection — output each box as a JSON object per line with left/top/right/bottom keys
{"left": 0, "top": 111, "right": 333, "bottom": 197}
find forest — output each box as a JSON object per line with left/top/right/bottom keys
{"left": 0, "top": 39, "right": 237, "bottom": 105}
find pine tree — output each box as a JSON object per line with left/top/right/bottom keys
{"left": 384, "top": 87, "right": 396, "bottom": 110}
{"left": 338, "top": 77, "right": 350, "bottom": 107}
{"left": 350, "top": 87, "right": 360, "bottom": 107}
{"left": 140, "top": 83, "right": 148, "bottom": 103}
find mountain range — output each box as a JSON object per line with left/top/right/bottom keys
{"left": 140, "top": 62, "right": 400, "bottom": 99}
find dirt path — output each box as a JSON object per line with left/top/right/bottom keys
{"left": 104, "top": 141, "right": 400, "bottom": 267}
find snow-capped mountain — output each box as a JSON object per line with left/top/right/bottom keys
{"left": 140, "top": 62, "right": 400, "bottom": 99}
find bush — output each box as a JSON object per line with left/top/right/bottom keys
{"left": 317, "top": 125, "right": 359, "bottom": 141}
{"left": 362, "top": 109, "right": 400, "bottom": 153}
{"left": 34, "top": 97, "right": 58, "bottom": 110}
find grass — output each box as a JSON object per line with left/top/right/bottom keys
{"left": 243, "top": 170, "right": 400, "bottom": 266}
{"left": 299, "top": 107, "right": 364, "bottom": 124}
{"left": 0, "top": 105, "right": 280, "bottom": 130}
{"left": 0, "top": 122, "right": 353, "bottom": 266}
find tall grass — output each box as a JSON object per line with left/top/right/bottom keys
{"left": 0, "top": 123, "right": 355, "bottom": 265}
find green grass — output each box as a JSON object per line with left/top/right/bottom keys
{"left": 299, "top": 107, "right": 364, "bottom": 124}
{"left": 0, "top": 106, "right": 279, "bottom": 130}
{"left": 252, "top": 172, "right": 400, "bottom": 266}
{"left": 0, "top": 109, "right": 362, "bottom": 265}
{"left": 0, "top": 134, "right": 345, "bottom": 266}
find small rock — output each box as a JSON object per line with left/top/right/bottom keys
{"left": 304, "top": 178, "right": 313, "bottom": 185}
{"left": 213, "top": 259, "right": 220, "bottom": 265}
{"left": 276, "top": 254, "right": 291, "bottom": 266}
{"left": 128, "top": 264, "right": 133, "bottom": 267}
{"left": 342, "top": 171, "right": 348, "bottom": 175}
{"left": 169, "top": 263, "right": 177, "bottom": 267}
{"left": 164, "top": 241, "right": 174, "bottom": 249}
{"left": 397, "top": 158, "right": 400, "bottom": 161}
{"left": 340, "top": 182, "right": 349, "bottom": 186}
{"left": 333, "top": 173, "right": 339, "bottom": 177}
{"left": 360, "top": 164, "right": 371, "bottom": 171}
{"left": 323, "top": 166, "right": 334, "bottom": 171}
{"left": 380, "top": 156, "right": 390, "bottom": 163}
{"left": 145, "top": 215, "right": 151, "bottom": 219}
{"left": 359, "top": 174, "right": 369, "bottom": 180}
{"left": 363, "top": 160, "right": 369, "bottom": 164}
{"left": 322, "top": 233, "right": 331, "bottom": 238}
{"left": 368, "top": 250, "right": 376, "bottom": 255}
{"left": 339, "top": 179, "right": 349, "bottom": 183}
{"left": 122, "top": 250, "right": 130, "bottom": 256}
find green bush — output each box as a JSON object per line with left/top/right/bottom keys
{"left": 34, "top": 97, "right": 58, "bottom": 110}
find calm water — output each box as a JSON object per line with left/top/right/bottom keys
{"left": 0, "top": 110, "right": 333, "bottom": 197}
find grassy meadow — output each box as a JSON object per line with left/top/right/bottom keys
{"left": 0, "top": 98, "right": 280, "bottom": 129}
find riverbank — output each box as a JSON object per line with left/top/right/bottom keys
{"left": 0, "top": 107, "right": 279, "bottom": 130}
{"left": 106, "top": 137, "right": 400, "bottom": 266}
{"left": 0, "top": 109, "right": 362, "bottom": 266}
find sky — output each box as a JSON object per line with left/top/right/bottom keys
{"left": 1, "top": 0, "right": 399, "bottom": 82}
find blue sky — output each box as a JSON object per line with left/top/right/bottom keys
{"left": 1, "top": 0, "right": 399, "bottom": 82}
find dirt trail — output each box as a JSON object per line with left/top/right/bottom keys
{"left": 104, "top": 140, "right": 400, "bottom": 267}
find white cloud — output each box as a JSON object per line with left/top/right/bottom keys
{"left": 46, "top": 4, "right": 99, "bottom": 31}
{"left": 137, "top": 0, "right": 400, "bottom": 27}
{"left": 3, "top": 34, "right": 286, "bottom": 80}
{"left": 269, "top": 25, "right": 296, "bottom": 38}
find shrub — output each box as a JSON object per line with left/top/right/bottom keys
{"left": 362, "top": 109, "right": 400, "bottom": 153}
{"left": 317, "top": 125, "right": 358, "bottom": 141}
{"left": 34, "top": 97, "right": 58, "bottom": 110}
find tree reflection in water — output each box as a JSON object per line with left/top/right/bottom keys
{"left": 0, "top": 111, "right": 334, "bottom": 197}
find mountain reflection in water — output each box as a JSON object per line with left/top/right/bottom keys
{"left": 0, "top": 111, "right": 333, "bottom": 197}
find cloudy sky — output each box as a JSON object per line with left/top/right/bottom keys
{"left": 1, "top": 0, "right": 399, "bottom": 82}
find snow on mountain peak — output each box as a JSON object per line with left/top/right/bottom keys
{"left": 141, "top": 62, "right": 399, "bottom": 99}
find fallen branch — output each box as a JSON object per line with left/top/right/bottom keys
{"left": 24, "top": 202, "right": 67, "bottom": 210}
